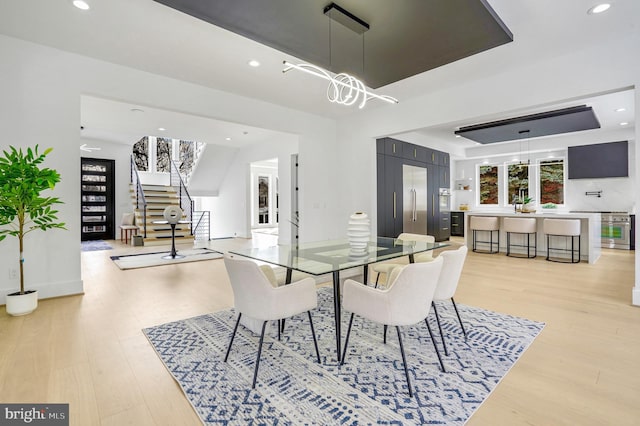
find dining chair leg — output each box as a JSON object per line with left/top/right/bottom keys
{"left": 431, "top": 301, "right": 449, "bottom": 356}
{"left": 340, "top": 313, "right": 355, "bottom": 365}
{"left": 307, "top": 311, "right": 321, "bottom": 363}
{"left": 224, "top": 313, "right": 242, "bottom": 362}
{"left": 374, "top": 273, "right": 380, "bottom": 289}
{"left": 450, "top": 298, "right": 467, "bottom": 338}
{"left": 395, "top": 326, "right": 413, "bottom": 398}
{"left": 278, "top": 319, "right": 281, "bottom": 341}
{"left": 252, "top": 321, "right": 268, "bottom": 389}
{"left": 424, "top": 317, "right": 446, "bottom": 373}
{"left": 383, "top": 324, "right": 388, "bottom": 344}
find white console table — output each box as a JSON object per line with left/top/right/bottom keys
{"left": 464, "top": 211, "right": 601, "bottom": 263}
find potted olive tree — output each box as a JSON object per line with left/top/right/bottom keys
{"left": 0, "top": 146, "right": 65, "bottom": 316}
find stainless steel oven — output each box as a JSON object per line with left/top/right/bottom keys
{"left": 439, "top": 188, "right": 451, "bottom": 213}
{"left": 601, "top": 212, "right": 630, "bottom": 249}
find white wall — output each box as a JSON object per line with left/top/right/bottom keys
{"left": 199, "top": 135, "right": 297, "bottom": 242}
{"left": 0, "top": 33, "right": 336, "bottom": 303}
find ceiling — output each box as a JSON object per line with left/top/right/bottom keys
{"left": 419, "top": 89, "right": 636, "bottom": 150}
{"left": 80, "top": 96, "right": 289, "bottom": 147}
{"left": 152, "top": 0, "right": 513, "bottom": 88}
{"left": 454, "top": 105, "right": 602, "bottom": 144}
{"left": 0, "top": 0, "right": 637, "bottom": 150}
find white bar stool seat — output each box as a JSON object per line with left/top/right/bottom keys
{"left": 543, "top": 219, "right": 581, "bottom": 263}
{"left": 469, "top": 216, "right": 500, "bottom": 254}
{"left": 503, "top": 217, "right": 537, "bottom": 258}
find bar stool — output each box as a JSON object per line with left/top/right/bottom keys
{"left": 469, "top": 216, "right": 500, "bottom": 254}
{"left": 543, "top": 219, "right": 581, "bottom": 263}
{"left": 503, "top": 217, "right": 537, "bottom": 258}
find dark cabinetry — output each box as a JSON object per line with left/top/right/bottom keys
{"left": 377, "top": 138, "right": 451, "bottom": 241}
{"left": 450, "top": 212, "right": 465, "bottom": 237}
{"left": 377, "top": 154, "right": 404, "bottom": 237}
{"left": 81, "top": 158, "right": 115, "bottom": 241}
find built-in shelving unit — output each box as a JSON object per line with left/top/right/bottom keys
{"left": 454, "top": 178, "right": 473, "bottom": 191}
{"left": 81, "top": 158, "right": 115, "bottom": 241}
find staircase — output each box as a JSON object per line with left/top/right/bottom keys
{"left": 132, "top": 184, "right": 194, "bottom": 247}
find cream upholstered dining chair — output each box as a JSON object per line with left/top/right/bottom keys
{"left": 118, "top": 212, "right": 139, "bottom": 244}
{"left": 371, "top": 233, "right": 436, "bottom": 288}
{"left": 431, "top": 245, "right": 468, "bottom": 357}
{"left": 341, "top": 257, "right": 444, "bottom": 398}
{"left": 223, "top": 254, "right": 321, "bottom": 389}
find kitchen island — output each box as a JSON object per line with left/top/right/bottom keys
{"left": 464, "top": 211, "right": 601, "bottom": 263}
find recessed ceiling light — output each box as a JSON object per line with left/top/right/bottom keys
{"left": 225, "top": 137, "right": 232, "bottom": 141}
{"left": 615, "top": 107, "right": 626, "bottom": 112}
{"left": 248, "top": 60, "right": 260, "bottom": 67}
{"left": 158, "top": 127, "right": 166, "bottom": 131}
{"left": 587, "top": 3, "right": 611, "bottom": 14}
{"left": 130, "top": 108, "right": 144, "bottom": 113}
{"left": 73, "top": 1, "right": 90, "bottom": 10}
{"left": 454, "top": 135, "right": 461, "bottom": 138}
{"left": 482, "top": 160, "right": 489, "bottom": 165}
{"left": 619, "top": 122, "right": 629, "bottom": 126}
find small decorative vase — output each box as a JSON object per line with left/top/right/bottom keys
{"left": 348, "top": 212, "right": 370, "bottom": 254}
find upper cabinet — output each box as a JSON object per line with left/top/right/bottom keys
{"left": 402, "top": 143, "right": 428, "bottom": 163}
{"left": 377, "top": 138, "right": 449, "bottom": 166}
{"left": 380, "top": 138, "right": 403, "bottom": 157}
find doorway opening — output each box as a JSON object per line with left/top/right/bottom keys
{"left": 251, "top": 158, "right": 279, "bottom": 235}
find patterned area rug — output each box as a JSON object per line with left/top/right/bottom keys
{"left": 110, "top": 248, "right": 223, "bottom": 270}
{"left": 144, "top": 287, "right": 544, "bottom": 425}
{"left": 81, "top": 240, "right": 113, "bottom": 252}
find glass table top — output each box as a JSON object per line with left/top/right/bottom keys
{"left": 230, "top": 237, "right": 448, "bottom": 276}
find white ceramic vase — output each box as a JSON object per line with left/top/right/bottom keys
{"left": 5, "top": 290, "right": 38, "bottom": 316}
{"left": 348, "top": 212, "right": 370, "bottom": 254}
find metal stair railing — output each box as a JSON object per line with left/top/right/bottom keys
{"left": 130, "top": 155, "right": 148, "bottom": 238}
{"left": 192, "top": 211, "right": 211, "bottom": 241}
{"left": 170, "top": 158, "right": 194, "bottom": 235}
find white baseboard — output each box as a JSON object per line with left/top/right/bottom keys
{"left": 0, "top": 279, "right": 83, "bottom": 306}
{"left": 633, "top": 287, "right": 640, "bottom": 307}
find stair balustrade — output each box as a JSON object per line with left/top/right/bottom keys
{"left": 170, "top": 158, "right": 194, "bottom": 235}
{"left": 130, "top": 155, "right": 148, "bottom": 237}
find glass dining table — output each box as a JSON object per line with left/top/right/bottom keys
{"left": 230, "top": 236, "right": 448, "bottom": 362}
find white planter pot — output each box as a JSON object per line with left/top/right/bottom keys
{"left": 6, "top": 290, "right": 38, "bottom": 316}
{"left": 348, "top": 212, "right": 370, "bottom": 254}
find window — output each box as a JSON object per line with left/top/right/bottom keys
{"left": 479, "top": 165, "right": 499, "bottom": 204}
{"left": 156, "top": 137, "right": 172, "bottom": 173}
{"left": 507, "top": 163, "right": 529, "bottom": 203}
{"left": 539, "top": 159, "right": 564, "bottom": 204}
{"left": 258, "top": 176, "right": 270, "bottom": 224}
{"left": 133, "top": 136, "right": 148, "bottom": 171}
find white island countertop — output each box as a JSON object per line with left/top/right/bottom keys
{"left": 463, "top": 211, "right": 601, "bottom": 263}
{"left": 465, "top": 211, "right": 600, "bottom": 218}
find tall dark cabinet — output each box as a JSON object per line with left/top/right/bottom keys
{"left": 81, "top": 158, "right": 115, "bottom": 241}
{"left": 376, "top": 138, "right": 450, "bottom": 241}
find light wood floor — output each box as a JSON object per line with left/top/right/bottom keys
{"left": 1, "top": 236, "right": 639, "bottom": 425}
